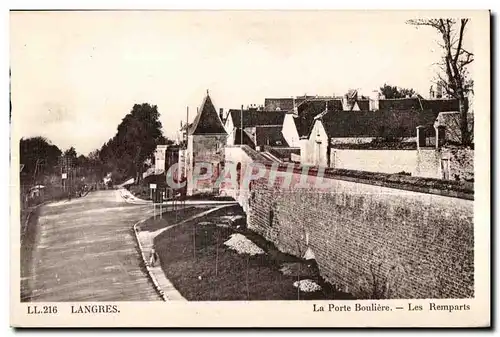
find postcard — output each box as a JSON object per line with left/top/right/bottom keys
{"left": 10, "top": 9, "right": 490, "bottom": 328}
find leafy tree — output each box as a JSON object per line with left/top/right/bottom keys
{"left": 98, "top": 103, "right": 166, "bottom": 184}
{"left": 379, "top": 83, "right": 417, "bottom": 99}
{"left": 407, "top": 18, "right": 473, "bottom": 146}
{"left": 19, "top": 136, "right": 62, "bottom": 183}
{"left": 64, "top": 146, "right": 77, "bottom": 159}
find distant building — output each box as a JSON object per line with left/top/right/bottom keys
{"left": 153, "top": 145, "right": 168, "bottom": 174}
{"left": 224, "top": 108, "right": 287, "bottom": 149}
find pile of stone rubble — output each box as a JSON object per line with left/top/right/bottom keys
{"left": 293, "top": 279, "right": 322, "bottom": 293}
{"left": 223, "top": 233, "right": 264, "bottom": 256}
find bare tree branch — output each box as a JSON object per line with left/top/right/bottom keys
{"left": 407, "top": 17, "right": 473, "bottom": 145}
{"left": 454, "top": 19, "right": 468, "bottom": 64}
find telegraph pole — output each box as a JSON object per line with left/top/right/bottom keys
{"left": 240, "top": 105, "right": 243, "bottom": 145}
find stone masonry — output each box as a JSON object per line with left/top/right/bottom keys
{"left": 246, "top": 169, "right": 474, "bottom": 299}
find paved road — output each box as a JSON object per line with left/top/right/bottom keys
{"left": 22, "top": 190, "right": 161, "bottom": 302}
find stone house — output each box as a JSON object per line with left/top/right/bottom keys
{"left": 300, "top": 101, "right": 473, "bottom": 180}
{"left": 302, "top": 106, "right": 439, "bottom": 167}
{"left": 185, "top": 92, "right": 227, "bottom": 195}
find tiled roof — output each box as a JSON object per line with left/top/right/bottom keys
{"left": 255, "top": 126, "right": 289, "bottom": 147}
{"left": 421, "top": 98, "right": 460, "bottom": 113}
{"left": 294, "top": 99, "right": 343, "bottom": 137}
{"left": 264, "top": 98, "right": 294, "bottom": 111}
{"left": 356, "top": 99, "right": 370, "bottom": 111}
{"left": 320, "top": 109, "right": 440, "bottom": 139}
{"left": 234, "top": 127, "right": 256, "bottom": 147}
{"left": 378, "top": 97, "right": 461, "bottom": 113}
{"left": 379, "top": 98, "right": 423, "bottom": 111}
{"left": 229, "top": 109, "right": 286, "bottom": 128}
{"left": 265, "top": 147, "right": 300, "bottom": 160}
{"left": 189, "top": 95, "right": 227, "bottom": 135}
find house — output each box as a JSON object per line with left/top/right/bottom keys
{"left": 299, "top": 99, "right": 473, "bottom": 181}
{"left": 301, "top": 106, "right": 440, "bottom": 167}
{"left": 157, "top": 144, "right": 179, "bottom": 175}
{"left": 283, "top": 97, "right": 343, "bottom": 148}
{"left": 288, "top": 92, "right": 461, "bottom": 150}
{"left": 185, "top": 91, "right": 227, "bottom": 195}
{"left": 433, "top": 111, "right": 474, "bottom": 145}
{"left": 153, "top": 145, "right": 168, "bottom": 174}
{"left": 224, "top": 108, "right": 287, "bottom": 149}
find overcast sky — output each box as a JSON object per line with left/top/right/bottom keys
{"left": 10, "top": 11, "right": 474, "bottom": 155}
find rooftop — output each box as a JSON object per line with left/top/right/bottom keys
{"left": 189, "top": 94, "right": 227, "bottom": 135}
{"left": 228, "top": 109, "right": 286, "bottom": 128}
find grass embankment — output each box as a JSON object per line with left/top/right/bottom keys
{"left": 151, "top": 205, "right": 352, "bottom": 301}
{"left": 140, "top": 205, "right": 213, "bottom": 232}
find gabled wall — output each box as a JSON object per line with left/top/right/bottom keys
{"left": 301, "top": 119, "right": 329, "bottom": 166}
{"left": 282, "top": 113, "right": 301, "bottom": 148}
{"left": 224, "top": 114, "right": 235, "bottom": 145}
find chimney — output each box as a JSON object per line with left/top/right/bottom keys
{"left": 219, "top": 108, "right": 224, "bottom": 121}
{"left": 369, "top": 90, "right": 380, "bottom": 111}
{"left": 342, "top": 94, "right": 349, "bottom": 110}
{"left": 429, "top": 85, "right": 435, "bottom": 99}
{"left": 292, "top": 97, "right": 298, "bottom": 115}
{"left": 436, "top": 82, "right": 443, "bottom": 99}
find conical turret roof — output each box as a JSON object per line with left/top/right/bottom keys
{"left": 189, "top": 93, "right": 227, "bottom": 135}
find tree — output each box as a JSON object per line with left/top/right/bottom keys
{"left": 64, "top": 147, "right": 77, "bottom": 159}
{"left": 98, "top": 103, "right": 166, "bottom": 184}
{"left": 379, "top": 83, "right": 417, "bottom": 99}
{"left": 19, "top": 136, "right": 62, "bottom": 184}
{"left": 407, "top": 18, "right": 473, "bottom": 146}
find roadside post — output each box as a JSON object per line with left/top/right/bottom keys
{"left": 166, "top": 187, "right": 172, "bottom": 213}
{"left": 62, "top": 173, "right": 67, "bottom": 192}
{"left": 158, "top": 187, "right": 164, "bottom": 219}
{"left": 150, "top": 183, "right": 157, "bottom": 219}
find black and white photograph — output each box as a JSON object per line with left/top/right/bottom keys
{"left": 10, "top": 9, "right": 490, "bottom": 327}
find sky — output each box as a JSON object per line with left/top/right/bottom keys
{"left": 10, "top": 10, "right": 474, "bottom": 155}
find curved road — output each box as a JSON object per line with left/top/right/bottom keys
{"left": 22, "top": 190, "right": 162, "bottom": 302}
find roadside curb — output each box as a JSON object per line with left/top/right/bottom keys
{"left": 20, "top": 200, "right": 50, "bottom": 247}
{"left": 119, "top": 188, "right": 239, "bottom": 206}
{"left": 133, "top": 219, "right": 170, "bottom": 301}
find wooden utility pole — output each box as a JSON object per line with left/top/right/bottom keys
{"left": 240, "top": 104, "right": 243, "bottom": 145}
{"left": 186, "top": 106, "right": 189, "bottom": 144}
